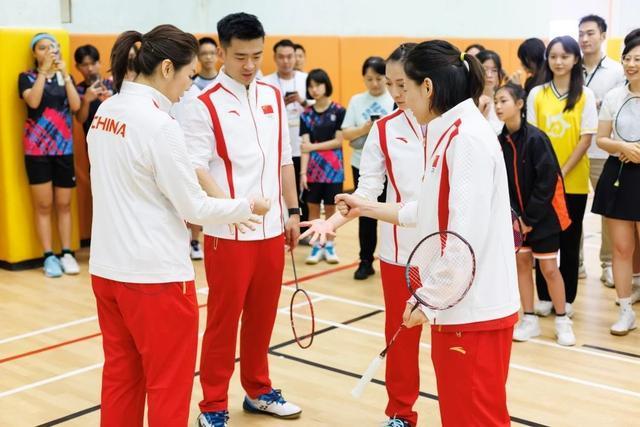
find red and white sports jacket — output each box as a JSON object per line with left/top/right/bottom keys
{"left": 180, "top": 69, "right": 293, "bottom": 241}
{"left": 354, "top": 109, "right": 424, "bottom": 264}
{"left": 399, "top": 99, "right": 520, "bottom": 325}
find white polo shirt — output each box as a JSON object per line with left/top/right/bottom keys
{"left": 583, "top": 55, "right": 626, "bottom": 159}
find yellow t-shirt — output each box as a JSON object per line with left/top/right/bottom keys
{"left": 527, "top": 83, "right": 598, "bottom": 194}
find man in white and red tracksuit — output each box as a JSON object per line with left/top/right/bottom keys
{"left": 179, "top": 13, "right": 302, "bottom": 427}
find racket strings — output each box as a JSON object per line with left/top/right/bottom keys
{"left": 407, "top": 233, "right": 475, "bottom": 310}
{"left": 615, "top": 97, "right": 640, "bottom": 142}
{"left": 511, "top": 209, "right": 525, "bottom": 252}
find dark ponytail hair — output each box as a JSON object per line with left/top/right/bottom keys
{"left": 622, "top": 28, "right": 640, "bottom": 57}
{"left": 386, "top": 42, "right": 417, "bottom": 63}
{"left": 404, "top": 40, "right": 484, "bottom": 114}
{"left": 517, "top": 38, "right": 546, "bottom": 94}
{"left": 544, "top": 36, "right": 584, "bottom": 112}
{"left": 110, "top": 24, "right": 198, "bottom": 92}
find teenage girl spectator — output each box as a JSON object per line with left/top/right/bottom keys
{"left": 592, "top": 29, "right": 640, "bottom": 335}
{"left": 192, "top": 37, "right": 219, "bottom": 90}
{"left": 511, "top": 38, "right": 547, "bottom": 95}
{"left": 18, "top": 33, "right": 81, "bottom": 277}
{"left": 300, "top": 69, "right": 345, "bottom": 264}
{"left": 578, "top": 14, "right": 627, "bottom": 286}
{"left": 527, "top": 36, "right": 598, "bottom": 318}
{"left": 294, "top": 43, "right": 306, "bottom": 71}
{"left": 496, "top": 83, "right": 575, "bottom": 345}
{"left": 476, "top": 50, "right": 506, "bottom": 133}
{"left": 464, "top": 43, "right": 485, "bottom": 57}
{"left": 342, "top": 56, "right": 394, "bottom": 280}
{"left": 74, "top": 44, "right": 114, "bottom": 135}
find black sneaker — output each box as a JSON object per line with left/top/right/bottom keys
{"left": 354, "top": 261, "right": 375, "bottom": 280}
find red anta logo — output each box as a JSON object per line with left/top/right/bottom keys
{"left": 228, "top": 110, "right": 240, "bottom": 116}
{"left": 396, "top": 137, "right": 408, "bottom": 144}
{"left": 90, "top": 115, "right": 127, "bottom": 138}
{"left": 261, "top": 105, "right": 274, "bottom": 114}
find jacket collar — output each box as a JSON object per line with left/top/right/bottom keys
{"left": 427, "top": 98, "right": 477, "bottom": 142}
{"left": 120, "top": 81, "right": 172, "bottom": 113}
{"left": 217, "top": 68, "right": 258, "bottom": 104}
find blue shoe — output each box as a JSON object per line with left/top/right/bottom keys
{"left": 243, "top": 389, "right": 302, "bottom": 419}
{"left": 197, "top": 410, "right": 229, "bottom": 427}
{"left": 382, "top": 417, "right": 411, "bottom": 427}
{"left": 323, "top": 243, "right": 339, "bottom": 264}
{"left": 43, "top": 255, "right": 63, "bottom": 278}
{"left": 305, "top": 244, "right": 324, "bottom": 265}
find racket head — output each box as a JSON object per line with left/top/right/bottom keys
{"left": 511, "top": 208, "right": 526, "bottom": 253}
{"left": 614, "top": 96, "right": 640, "bottom": 142}
{"left": 289, "top": 288, "right": 315, "bottom": 349}
{"left": 405, "top": 230, "right": 476, "bottom": 311}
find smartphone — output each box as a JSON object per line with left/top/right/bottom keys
{"left": 370, "top": 114, "right": 381, "bottom": 121}
{"left": 285, "top": 91, "right": 297, "bottom": 98}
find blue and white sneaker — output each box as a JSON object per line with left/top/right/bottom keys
{"left": 243, "top": 389, "right": 301, "bottom": 419}
{"left": 305, "top": 244, "right": 324, "bottom": 265}
{"left": 323, "top": 243, "right": 339, "bottom": 264}
{"left": 382, "top": 417, "right": 411, "bottom": 427}
{"left": 44, "top": 255, "right": 63, "bottom": 278}
{"left": 197, "top": 410, "right": 229, "bottom": 427}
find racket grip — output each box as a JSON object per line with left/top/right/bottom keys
{"left": 350, "top": 354, "right": 384, "bottom": 398}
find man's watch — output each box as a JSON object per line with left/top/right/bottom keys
{"left": 288, "top": 207, "right": 302, "bottom": 216}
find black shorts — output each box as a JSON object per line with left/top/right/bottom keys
{"left": 305, "top": 182, "right": 343, "bottom": 205}
{"left": 592, "top": 156, "right": 640, "bottom": 221}
{"left": 24, "top": 155, "right": 76, "bottom": 188}
{"left": 521, "top": 233, "right": 560, "bottom": 259}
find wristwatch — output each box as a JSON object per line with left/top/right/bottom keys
{"left": 288, "top": 207, "right": 302, "bottom": 216}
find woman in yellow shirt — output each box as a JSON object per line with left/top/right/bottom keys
{"left": 527, "top": 35, "right": 598, "bottom": 320}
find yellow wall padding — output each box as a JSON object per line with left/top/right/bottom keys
{"left": 0, "top": 28, "right": 80, "bottom": 266}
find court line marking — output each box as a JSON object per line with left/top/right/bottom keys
{"left": 2, "top": 309, "right": 639, "bottom": 403}
{"left": 0, "top": 261, "right": 359, "bottom": 347}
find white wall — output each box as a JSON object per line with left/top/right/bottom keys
{"left": 1, "top": 0, "right": 638, "bottom": 39}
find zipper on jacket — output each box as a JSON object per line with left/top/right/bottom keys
{"left": 506, "top": 135, "right": 525, "bottom": 214}
{"left": 247, "top": 87, "right": 267, "bottom": 239}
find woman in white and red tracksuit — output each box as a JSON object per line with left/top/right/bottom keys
{"left": 301, "top": 44, "right": 425, "bottom": 427}
{"left": 336, "top": 40, "right": 520, "bottom": 426}
{"left": 87, "top": 26, "right": 265, "bottom": 427}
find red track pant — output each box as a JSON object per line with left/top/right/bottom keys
{"left": 92, "top": 275, "right": 199, "bottom": 427}
{"left": 199, "top": 235, "right": 285, "bottom": 412}
{"left": 380, "top": 261, "right": 423, "bottom": 426}
{"left": 431, "top": 323, "right": 514, "bottom": 426}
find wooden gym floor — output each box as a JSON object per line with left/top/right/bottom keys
{"left": 0, "top": 203, "right": 639, "bottom": 426}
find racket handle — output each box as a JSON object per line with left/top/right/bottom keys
{"left": 351, "top": 354, "right": 384, "bottom": 398}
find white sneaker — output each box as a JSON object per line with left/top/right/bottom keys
{"left": 513, "top": 314, "right": 540, "bottom": 342}
{"left": 60, "top": 253, "right": 80, "bottom": 275}
{"left": 601, "top": 266, "right": 614, "bottom": 288}
{"left": 305, "top": 245, "right": 324, "bottom": 265}
{"left": 243, "top": 389, "right": 301, "bottom": 419}
{"left": 323, "top": 244, "right": 339, "bottom": 264}
{"left": 555, "top": 316, "right": 576, "bottom": 346}
{"left": 578, "top": 264, "right": 587, "bottom": 280}
{"left": 190, "top": 240, "right": 204, "bottom": 260}
{"left": 610, "top": 309, "right": 637, "bottom": 336}
{"left": 534, "top": 300, "right": 553, "bottom": 317}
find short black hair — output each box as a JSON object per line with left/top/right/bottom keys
{"left": 217, "top": 12, "right": 265, "bottom": 48}
{"left": 273, "top": 38, "right": 295, "bottom": 53}
{"left": 198, "top": 36, "right": 218, "bottom": 48}
{"left": 74, "top": 44, "right": 100, "bottom": 64}
{"left": 362, "top": 56, "right": 385, "bottom": 76}
{"left": 306, "top": 68, "right": 333, "bottom": 98}
{"left": 465, "top": 43, "right": 485, "bottom": 53}
{"left": 294, "top": 43, "right": 305, "bottom": 53}
{"left": 579, "top": 14, "right": 607, "bottom": 33}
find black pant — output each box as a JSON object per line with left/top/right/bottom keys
{"left": 293, "top": 156, "right": 309, "bottom": 228}
{"left": 352, "top": 166, "right": 387, "bottom": 263}
{"left": 536, "top": 194, "right": 587, "bottom": 304}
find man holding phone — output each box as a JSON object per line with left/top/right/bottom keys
{"left": 263, "top": 39, "right": 312, "bottom": 236}
{"left": 74, "top": 44, "right": 113, "bottom": 135}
